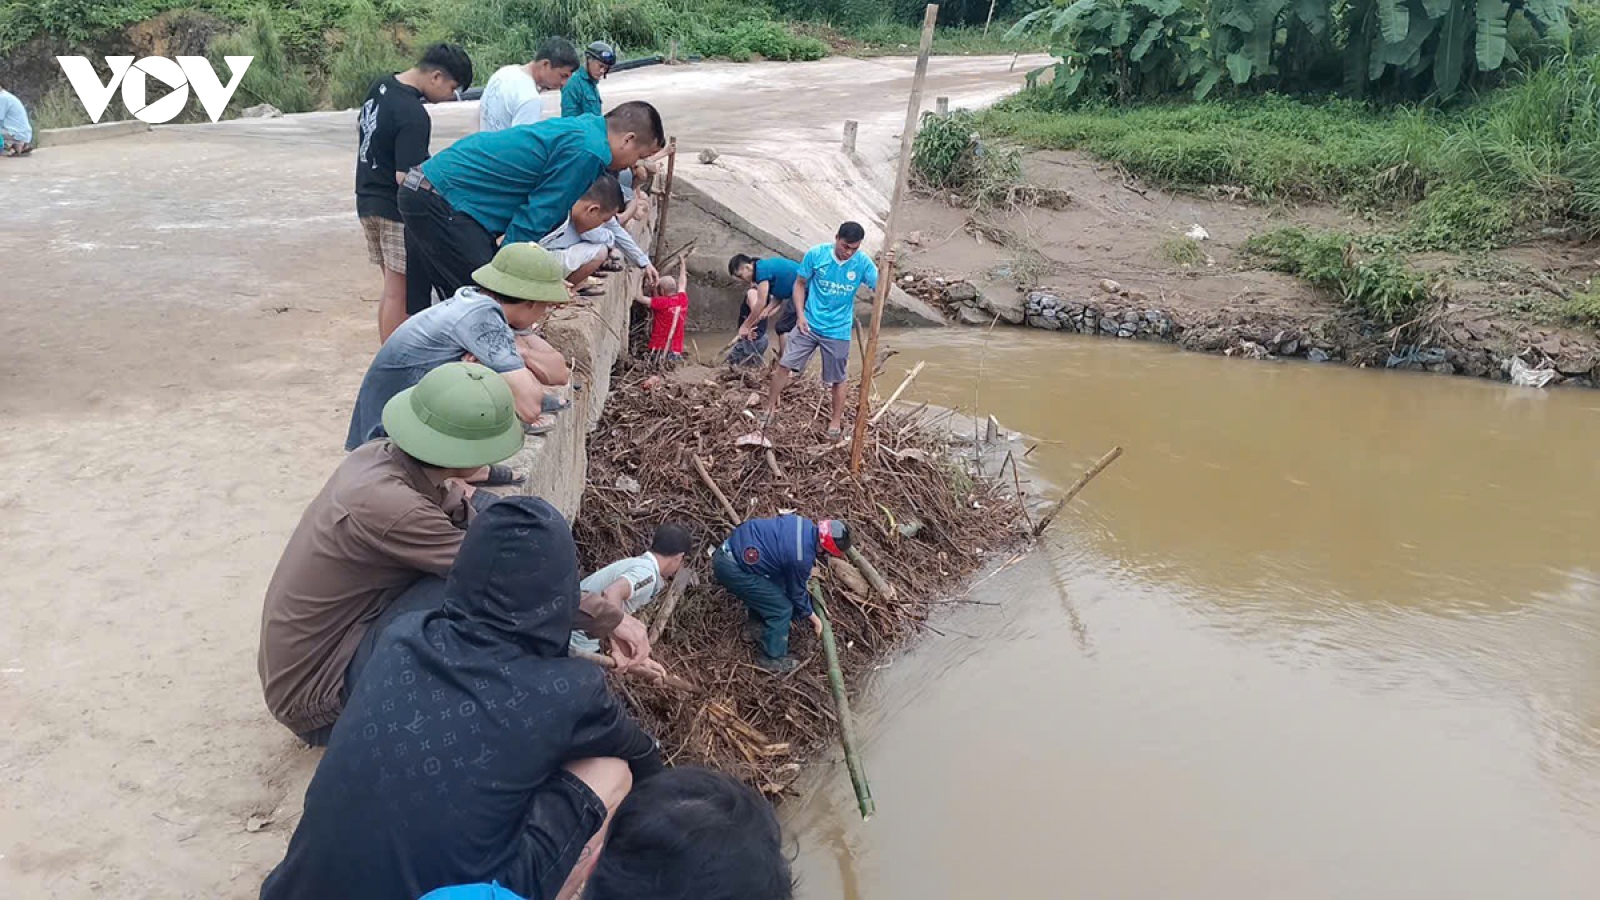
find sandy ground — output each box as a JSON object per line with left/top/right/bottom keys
{"left": 0, "top": 56, "right": 1035, "bottom": 898}
{"left": 900, "top": 150, "right": 1600, "bottom": 376}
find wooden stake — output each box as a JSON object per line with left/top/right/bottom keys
{"left": 850, "top": 3, "right": 939, "bottom": 475}
{"left": 983, "top": 0, "right": 998, "bottom": 35}
{"left": 653, "top": 136, "right": 678, "bottom": 252}
{"left": 843, "top": 119, "right": 858, "bottom": 153}
{"left": 647, "top": 566, "right": 693, "bottom": 644}
{"left": 574, "top": 648, "right": 700, "bottom": 694}
{"left": 936, "top": 96, "right": 949, "bottom": 114}
{"left": 1033, "top": 446, "right": 1123, "bottom": 536}
{"left": 984, "top": 414, "right": 1000, "bottom": 444}
{"left": 808, "top": 579, "right": 875, "bottom": 820}
{"left": 691, "top": 454, "right": 740, "bottom": 526}
{"left": 868, "top": 360, "right": 925, "bottom": 425}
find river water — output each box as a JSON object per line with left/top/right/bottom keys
{"left": 782, "top": 328, "right": 1600, "bottom": 899}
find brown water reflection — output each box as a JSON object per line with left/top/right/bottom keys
{"left": 784, "top": 329, "right": 1600, "bottom": 899}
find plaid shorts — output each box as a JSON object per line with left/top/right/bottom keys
{"left": 360, "top": 215, "right": 406, "bottom": 273}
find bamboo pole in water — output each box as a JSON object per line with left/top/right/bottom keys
{"left": 1033, "top": 446, "right": 1124, "bottom": 536}
{"left": 808, "top": 579, "right": 875, "bottom": 820}
{"left": 850, "top": 4, "right": 939, "bottom": 475}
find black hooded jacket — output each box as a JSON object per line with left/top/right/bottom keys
{"left": 261, "top": 497, "right": 662, "bottom": 900}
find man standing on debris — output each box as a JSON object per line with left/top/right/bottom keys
{"left": 478, "top": 37, "right": 579, "bottom": 131}
{"left": 260, "top": 362, "right": 653, "bottom": 746}
{"left": 760, "top": 223, "right": 878, "bottom": 438}
{"left": 399, "top": 99, "right": 664, "bottom": 317}
{"left": 712, "top": 514, "right": 851, "bottom": 673}
{"left": 354, "top": 43, "right": 474, "bottom": 341}
{"left": 570, "top": 522, "right": 693, "bottom": 655}
{"left": 562, "top": 41, "right": 616, "bottom": 118}
{"left": 727, "top": 253, "right": 800, "bottom": 366}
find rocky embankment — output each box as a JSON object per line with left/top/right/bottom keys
{"left": 911, "top": 274, "right": 1600, "bottom": 389}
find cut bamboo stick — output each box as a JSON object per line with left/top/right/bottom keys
{"left": 691, "top": 454, "right": 740, "bottom": 526}
{"left": 647, "top": 566, "right": 694, "bottom": 644}
{"left": 869, "top": 360, "right": 926, "bottom": 425}
{"left": 845, "top": 546, "right": 897, "bottom": 601}
{"left": 1033, "top": 446, "right": 1123, "bottom": 536}
{"left": 808, "top": 579, "right": 875, "bottom": 820}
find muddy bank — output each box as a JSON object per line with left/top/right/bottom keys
{"left": 898, "top": 149, "right": 1600, "bottom": 389}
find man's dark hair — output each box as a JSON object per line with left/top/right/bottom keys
{"left": 605, "top": 100, "right": 666, "bottom": 150}
{"left": 535, "top": 37, "right": 580, "bottom": 70}
{"left": 650, "top": 522, "right": 694, "bottom": 557}
{"left": 583, "top": 767, "right": 793, "bottom": 900}
{"left": 837, "top": 221, "right": 866, "bottom": 243}
{"left": 582, "top": 173, "right": 626, "bottom": 213}
{"left": 728, "top": 253, "right": 757, "bottom": 277}
{"left": 418, "top": 43, "right": 474, "bottom": 89}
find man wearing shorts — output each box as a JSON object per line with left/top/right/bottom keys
{"left": 762, "top": 222, "right": 878, "bottom": 437}
{"left": 727, "top": 253, "right": 800, "bottom": 366}
{"left": 355, "top": 44, "right": 474, "bottom": 342}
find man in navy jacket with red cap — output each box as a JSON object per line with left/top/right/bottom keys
{"left": 712, "top": 514, "right": 851, "bottom": 673}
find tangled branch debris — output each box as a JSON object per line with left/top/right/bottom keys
{"left": 574, "top": 364, "right": 1026, "bottom": 796}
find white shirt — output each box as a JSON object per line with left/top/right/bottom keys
{"left": 538, "top": 215, "right": 651, "bottom": 268}
{"left": 478, "top": 65, "right": 546, "bottom": 132}
{"left": 569, "top": 553, "right": 663, "bottom": 652}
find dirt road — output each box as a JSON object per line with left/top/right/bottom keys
{"left": 0, "top": 56, "right": 1029, "bottom": 898}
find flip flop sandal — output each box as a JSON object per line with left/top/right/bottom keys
{"left": 600, "top": 259, "right": 625, "bottom": 272}
{"left": 577, "top": 284, "right": 606, "bottom": 297}
{"left": 480, "top": 464, "right": 524, "bottom": 487}
{"left": 541, "top": 394, "right": 573, "bottom": 414}
{"left": 524, "top": 414, "right": 558, "bottom": 436}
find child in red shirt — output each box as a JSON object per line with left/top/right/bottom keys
{"left": 635, "top": 254, "right": 688, "bottom": 357}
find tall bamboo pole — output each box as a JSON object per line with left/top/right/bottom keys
{"left": 653, "top": 137, "right": 678, "bottom": 253}
{"left": 808, "top": 579, "right": 875, "bottom": 820}
{"left": 849, "top": 4, "right": 939, "bottom": 475}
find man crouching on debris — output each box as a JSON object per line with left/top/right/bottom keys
{"left": 713, "top": 515, "right": 851, "bottom": 673}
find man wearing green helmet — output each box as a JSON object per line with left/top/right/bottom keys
{"left": 562, "top": 41, "right": 615, "bottom": 118}
{"left": 259, "top": 362, "right": 650, "bottom": 745}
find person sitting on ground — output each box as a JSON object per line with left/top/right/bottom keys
{"left": 571, "top": 523, "right": 693, "bottom": 655}
{"left": 539, "top": 173, "right": 658, "bottom": 291}
{"left": 478, "top": 37, "right": 578, "bottom": 132}
{"left": 761, "top": 222, "right": 878, "bottom": 438}
{"left": 562, "top": 42, "right": 615, "bottom": 119}
{"left": 712, "top": 514, "right": 851, "bottom": 673}
{"left": 632, "top": 254, "right": 689, "bottom": 359}
{"left": 727, "top": 253, "right": 801, "bottom": 367}
{"left": 259, "top": 362, "right": 619, "bottom": 747}
{"left": 400, "top": 99, "right": 664, "bottom": 319}
{"left": 0, "top": 81, "right": 33, "bottom": 157}
{"left": 347, "top": 243, "right": 575, "bottom": 461}
{"left": 421, "top": 766, "right": 794, "bottom": 900}
{"left": 355, "top": 43, "right": 474, "bottom": 342}
{"left": 259, "top": 497, "right": 664, "bottom": 900}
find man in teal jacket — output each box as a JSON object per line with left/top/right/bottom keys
{"left": 562, "top": 41, "right": 614, "bottom": 118}
{"left": 398, "top": 99, "right": 663, "bottom": 315}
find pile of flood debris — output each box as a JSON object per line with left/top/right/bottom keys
{"left": 573, "top": 363, "right": 1027, "bottom": 795}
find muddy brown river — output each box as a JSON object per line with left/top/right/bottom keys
{"left": 780, "top": 328, "right": 1600, "bottom": 898}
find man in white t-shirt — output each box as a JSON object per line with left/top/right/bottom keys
{"left": 478, "top": 38, "right": 580, "bottom": 133}
{"left": 571, "top": 523, "right": 693, "bottom": 653}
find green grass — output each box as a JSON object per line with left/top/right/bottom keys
{"left": 839, "top": 22, "right": 1037, "bottom": 56}
{"left": 1558, "top": 290, "right": 1600, "bottom": 327}
{"left": 1158, "top": 235, "right": 1205, "bottom": 265}
{"left": 979, "top": 54, "right": 1600, "bottom": 248}
{"left": 911, "top": 109, "right": 1023, "bottom": 207}
{"left": 1244, "top": 227, "right": 1436, "bottom": 324}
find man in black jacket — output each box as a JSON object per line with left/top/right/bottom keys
{"left": 260, "top": 497, "right": 661, "bottom": 900}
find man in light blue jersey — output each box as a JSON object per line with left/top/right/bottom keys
{"left": 761, "top": 222, "right": 878, "bottom": 438}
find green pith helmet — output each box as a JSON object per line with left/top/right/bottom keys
{"left": 471, "top": 242, "right": 572, "bottom": 305}
{"left": 382, "top": 363, "right": 526, "bottom": 468}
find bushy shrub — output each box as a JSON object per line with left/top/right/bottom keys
{"left": 208, "top": 7, "right": 316, "bottom": 113}
{"left": 912, "top": 109, "right": 1023, "bottom": 205}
